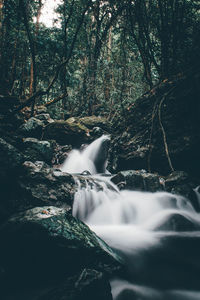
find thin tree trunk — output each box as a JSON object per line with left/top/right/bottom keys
{"left": 20, "top": 0, "right": 37, "bottom": 115}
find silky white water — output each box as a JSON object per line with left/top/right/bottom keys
{"left": 62, "top": 136, "right": 200, "bottom": 300}
{"left": 61, "top": 135, "right": 110, "bottom": 174}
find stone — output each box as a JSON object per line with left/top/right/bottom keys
{"left": 0, "top": 95, "right": 19, "bottom": 113}
{"left": 43, "top": 116, "right": 111, "bottom": 147}
{"left": 52, "top": 144, "right": 72, "bottom": 166}
{"left": 43, "top": 119, "right": 90, "bottom": 146}
{"left": 18, "top": 117, "right": 44, "bottom": 138}
{"left": 111, "top": 170, "right": 164, "bottom": 192}
{"left": 154, "top": 212, "right": 200, "bottom": 232}
{"left": 39, "top": 269, "right": 113, "bottom": 300}
{"left": 34, "top": 113, "right": 54, "bottom": 125}
{"left": 0, "top": 138, "right": 24, "bottom": 179}
{"left": 78, "top": 116, "right": 111, "bottom": 132}
{"left": 0, "top": 206, "right": 122, "bottom": 290}
{"left": 23, "top": 137, "right": 54, "bottom": 164}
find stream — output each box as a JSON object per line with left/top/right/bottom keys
{"left": 61, "top": 135, "right": 200, "bottom": 300}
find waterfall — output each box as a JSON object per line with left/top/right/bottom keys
{"left": 62, "top": 136, "right": 200, "bottom": 300}
{"left": 61, "top": 135, "right": 110, "bottom": 174}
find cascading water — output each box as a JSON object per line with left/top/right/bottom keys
{"left": 61, "top": 135, "right": 200, "bottom": 300}
{"left": 61, "top": 135, "right": 110, "bottom": 174}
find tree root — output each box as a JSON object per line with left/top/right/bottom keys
{"left": 148, "top": 86, "right": 176, "bottom": 173}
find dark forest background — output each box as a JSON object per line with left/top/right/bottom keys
{"left": 0, "top": 0, "right": 200, "bottom": 119}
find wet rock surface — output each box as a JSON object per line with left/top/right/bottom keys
{"left": 23, "top": 137, "right": 54, "bottom": 164}
{"left": 43, "top": 116, "right": 110, "bottom": 147}
{"left": 38, "top": 268, "right": 113, "bottom": 300}
{"left": 1, "top": 91, "right": 200, "bottom": 300}
{"left": 111, "top": 170, "right": 164, "bottom": 192}
{"left": 0, "top": 137, "right": 24, "bottom": 179}
{"left": 111, "top": 170, "right": 200, "bottom": 211}
{"left": 0, "top": 206, "right": 122, "bottom": 299}
{"left": 17, "top": 161, "right": 75, "bottom": 208}
{"left": 155, "top": 212, "right": 200, "bottom": 232}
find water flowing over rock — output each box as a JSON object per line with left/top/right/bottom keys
{"left": 61, "top": 135, "right": 110, "bottom": 174}
{"left": 63, "top": 136, "right": 200, "bottom": 300}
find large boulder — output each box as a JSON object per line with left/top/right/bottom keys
{"left": 0, "top": 206, "right": 122, "bottom": 298}
{"left": 111, "top": 170, "right": 164, "bottom": 192}
{"left": 77, "top": 116, "right": 111, "bottom": 132}
{"left": 43, "top": 119, "right": 90, "bottom": 146}
{"left": 110, "top": 70, "right": 200, "bottom": 177}
{"left": 43, "top": 116, "right": 111, "bottom": 147}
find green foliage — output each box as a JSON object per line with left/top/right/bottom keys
{"left": 0, "top": 0, "right": 199, "bottom": 119}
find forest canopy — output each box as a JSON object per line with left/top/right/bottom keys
{"left": 0, "top": 0, "right": 199, "bottom": 118}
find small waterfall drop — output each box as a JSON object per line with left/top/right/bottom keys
{"left": 61, "top": 135, "right": 110, "bottom": 174}
{"left": 62, "top": 136, "right": 200, "bottom": 300}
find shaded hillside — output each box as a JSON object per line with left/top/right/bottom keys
{"left": 110, "top": 66, "right": 200, "bottom": 177}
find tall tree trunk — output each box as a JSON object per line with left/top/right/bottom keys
{"left": 62, "top": 0, "right": 68, "bottom": 119}
{"left": 104, "top": 27, "right": 112, "bottom": 102}
{"left": 20, "top": 0, "right": 37, "bottom": 115}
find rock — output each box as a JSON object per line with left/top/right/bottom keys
{"left": 0, "top": 138, "right": 24, "bottom": 179}
{"left": 90, "top": 126, "right": 107, "bottom": 138}
{"left": 111, "top": 170, "right": 164, "bottom": 192}
{"left": 78, "top": 116, "right": 111, "bottom": 132}
{"left": 39, "top": 269, "right": 113, "bottom": 300}
{"left": 23, "top": 137, "right": 54, "bottom": 164}
{"left": 0, "top": 206, "right": 122, "bottom": 290}
{"left": 165, "top": 171, "right": 200, "bottom": 211}
{"left": 18, "top": 117, "right": 44, "bottom": 138}
{"left": 52, "top": 144, "right": 72, "bottom": 166}
{"left": 0, "top": 96, "right": 25, "bottom": 133}
{"left": 18, "top": 161, "right": 75, "bottom": 208}
{"left": 34, "top": 113, "right": 54, "bottom": 125}
{"left": 154, "top": 212, "right": 200, "bottom": 232}
{"left": 111, "top": 170, "right": 200, "bottom": 210}
{"left": 35, "top": 105, "right": 48, "bottom": 114}
{"left": 110, "top": 70, "right": 200, "bottom": 177}
{"left": 0, "top": 95, "right": 19, "bottom": 113}
{"left": 43, "top": 119, "right": 90, "bottom": 146}
{"left": 73, "top": 268, "right": 112, "bottom": 300}
{"left": 0, "top": 160, "right": 75, "bottom": 225}
{"left": 0, "top": 138, "right": 24, "bottom": 223}
{"left": 43, "top": 116, "right": 111, "bottom": 147}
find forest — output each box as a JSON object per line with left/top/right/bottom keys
{"left": 1, "top": 0, "right": 200, "bottom": 117}
{"left": 0, "top": 1, "right": 200, "bottom": 300}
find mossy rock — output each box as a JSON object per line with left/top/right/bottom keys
{"left": 77, "top": 116, "right": 111, "bottom": 132}
{"left": 0, "top": 206, "right": 122, "bottom": 288}
{"left": 43, "top": 120, "right": 90, "bottom": 146}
